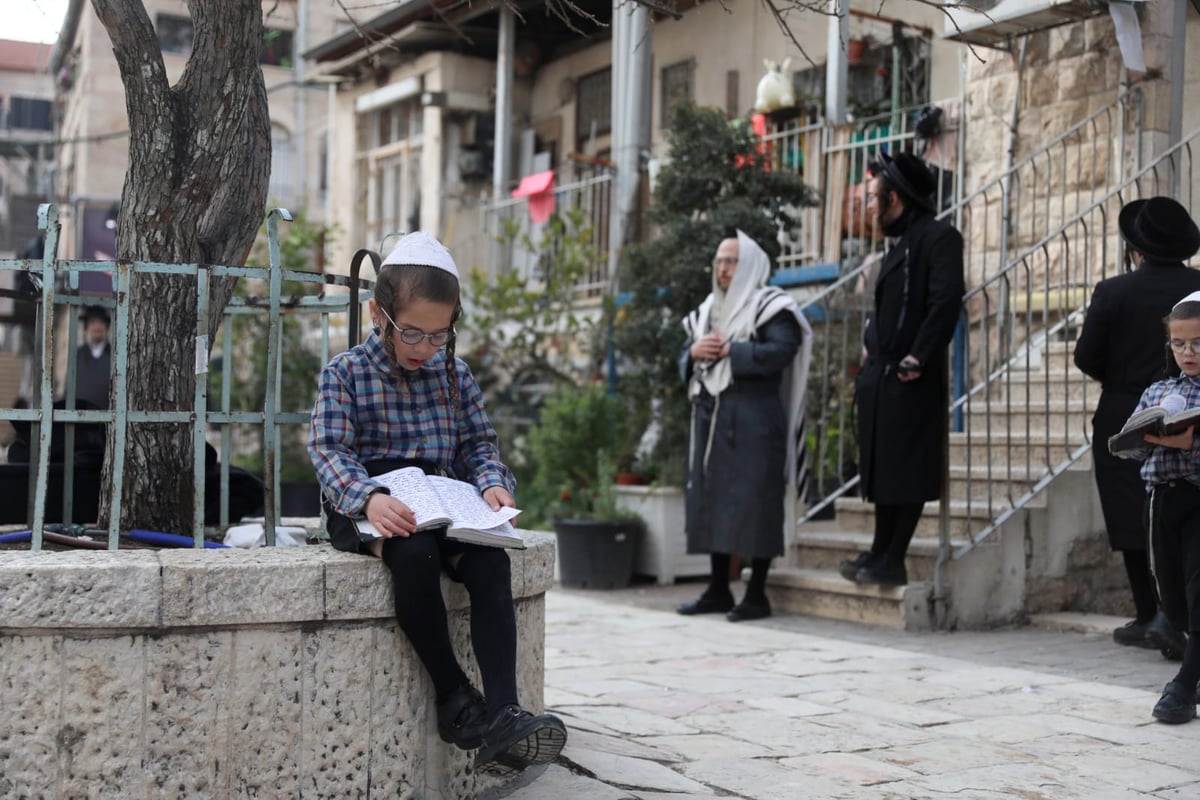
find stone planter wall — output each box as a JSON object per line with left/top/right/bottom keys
{"left": 0, "top": 532, "right": 555, "bottom": 799}
{"left": 614, "top": 485, "right": 709, "bottom": 584}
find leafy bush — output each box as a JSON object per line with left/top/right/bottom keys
{"left": 524, "top": 381, "right": 639, "bottom": 524}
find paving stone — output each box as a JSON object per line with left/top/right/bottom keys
{"left": 562, "top": 748, "right": 709, "bottom": 794}
{"left": 502, "top": 764, "right": 638, "bottom": 799}
{"left": 777, "top": 751, "right": 921, "bottom": 786}
{"left": 678, "top": 756, "right": 849, "bottom": 798}
{"left": 554, "top": 704, "right": 697, "bottom": 737}
{"left": 635, "top": 733, "right": 778, "bottom": 761}
{"left": 564, "top": 728, "right": 683, "bottom": 762}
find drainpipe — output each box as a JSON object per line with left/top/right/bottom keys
{"left": 825, "top": 0, "right": 848, "bottom": 125}
{"left": 492, "top": 8, "right": 515, "bottom": 202}
{"left": 1167, "top": 0, "right": 1186, "bottom": 197}
{"left": 608, "top": 1, "right": 649, "bottom": 296}
{"left": 296, "top": 0, "right": 309, "bottom": 208}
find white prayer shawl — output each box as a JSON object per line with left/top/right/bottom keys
{"left": 683, "top": 230, "right": 814, "bottom": 495}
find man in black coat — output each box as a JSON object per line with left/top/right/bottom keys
{"left": 1074, "top": 196, "right": 1200, "bottom": 659}
{"left": 843, "top": 152, "right": 965, "bottom": 587}
{"left": 75, "top": 305, "right": 111, "bottom": 409}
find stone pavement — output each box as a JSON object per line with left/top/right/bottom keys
{"left": 497, "top": 582, "right": 1200, "bottom": 800}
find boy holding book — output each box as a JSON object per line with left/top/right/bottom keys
{"left": 1115, "top": 290, "right": 1200, "bottom": 723}
{"left": 308, "top": 232, "right": 566, "bottom": 770}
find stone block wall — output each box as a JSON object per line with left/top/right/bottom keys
{"left": 0, "top": 533, "right": 556, "bottom": 799}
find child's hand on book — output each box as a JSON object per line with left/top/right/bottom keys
{"left": 364, "top": 492, "right": 417, "bottom": 537}
{"left": 483, "top": 486, "right": 515, "bottom": 511}
{"left": 1145, "top": 425, "right": 1196, "bottom": 451}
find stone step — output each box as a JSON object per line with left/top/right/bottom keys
{"left": 1028, "top": 611, "right": 1127, "bottom": 637}
{"left": 994, "top": 376, "right": 1100, "bottom": 405}
{"left": 963, "top": 402, "right": 1091, "bottom": 434}
{"left": 948, "top": 463, "right": 1042, "bottom": 503}
{"left": 834, "top": 496, "right": 1036, "bottom": 539}
{"left": 948, "top": 431, "right": 1089, "bottom": 466}
{"left": 789, "top": 527, "right": 969, "bottom": 582}
{"left": 764, "top": 566, "right": 932, "bottom": 630}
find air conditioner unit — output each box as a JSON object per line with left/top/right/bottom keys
{"left": 942, "top": 0, "right": 1115, "bottom": 48}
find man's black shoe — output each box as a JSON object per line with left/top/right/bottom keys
{"left": 727, "top": 599, "right": 771, "bottom": 622}
{"left": 839, "top": 551, "right": 877, "bottom": 582}
{"left": 475, "top": 704, "right": 568, "bottom": 774}
{"left": 436, "top": 684, "right": 489, "bottom": 749}
{"left": 676, "top": 592, "right": 734, "bottom": 616}
{"left": 1145, "top": 611, "right": 1187, "bottom": 661}
{"left": 1152, "top": 680, "right": 1196, "bottom": 724}
{"left": 854, "top": 560, "right": 907, "bottom": 587}
{"left": 1112, "top": 618, "right": 1156, "bottom": 648}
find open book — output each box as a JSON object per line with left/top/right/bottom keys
{"left": 352, "top": 467, "right": 525, "bottom": 549}
{"left": 1109, "top": 400, "right": 1200, "bottom": 457}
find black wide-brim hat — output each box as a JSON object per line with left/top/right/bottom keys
{"left": 79, "top": 305, "right": 110, "bottom": 325}
{"left": 876, "top": 151, "right": 938, "bottom": 212}
{"left": 1119, "top": 197, "right": 1200, "bottom": 262}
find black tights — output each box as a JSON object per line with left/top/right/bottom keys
{"left": 705, "top": 552, "right": 772, "bottom": 604}
{"left": 870, "top": 503, "right": 924, "bottom": 564}
{"left": 381, "top": 533, "right": 519, "bottom": 714}
{"left": 1121, "top": 549, "right": 1159, "bottom": 623}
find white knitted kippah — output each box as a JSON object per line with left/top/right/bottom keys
{"left": 381, "top": 231, "right": 459, "bottom": 279}
{"left": 1174, "top": 290, "right": 1200, "bottom": 309}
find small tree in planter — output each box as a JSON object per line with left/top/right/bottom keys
{"left": 525, "top": 381, "right": 644, "bottom": 589}
{"left": 612, "top": 103, "right": 818, "bottom": 484}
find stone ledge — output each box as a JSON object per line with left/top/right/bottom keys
{"left": 0, "top": 530, "right": 555, "bottom": 630}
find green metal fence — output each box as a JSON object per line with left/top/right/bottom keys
{"left": 0, "top": 204, "right": 376, "bottom": 549}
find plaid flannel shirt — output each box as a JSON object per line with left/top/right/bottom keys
{"left": 1121, "top": 373, "right": 1200, "bottom": 490}
{"left": 308, "top": 332, "right": 514, "bottom": 517}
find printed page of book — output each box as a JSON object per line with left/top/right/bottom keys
{"left": 424, "top": 475, "right": 521, "bottom": 531}
{"left": 372, "top": 467, "right": 453, "bottom": 530}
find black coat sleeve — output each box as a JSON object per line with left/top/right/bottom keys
{"left": 909, "top": 225, "right": 965, "bottom": 366}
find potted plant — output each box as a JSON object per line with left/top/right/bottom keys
{"left": 525, "top": 382, "right": 644, "bottom": 589}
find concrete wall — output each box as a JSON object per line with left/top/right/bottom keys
{"left": 0, "top": 534, "right": 555, "bottom": 799}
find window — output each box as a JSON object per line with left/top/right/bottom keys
{"left": 156, "top": 14, "right": 294, "bottom": 67}
{"left": 575, "top": 68, "right": 611, "bottom": 148}
{"left": 269, "top": 125, "right": 297, "bottom": 208}
{"left": 6, "top": 97, "right": 53, "bottom": 131}
{"left": 660, "top": 60, "right": 694, "bottom": 127}
{"left": 156, "top": 14, "right": 194, "bottom": 55}
{"left": 261, "top": 28, "right": 294, "bottom": 68}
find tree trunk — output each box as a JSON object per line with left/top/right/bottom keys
{"left": 90, "top": 0, "right": 270, "bottom": 534}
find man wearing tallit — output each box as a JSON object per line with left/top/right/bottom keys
{"left": 676, "top": 229, "right": 812, "bottom": 622}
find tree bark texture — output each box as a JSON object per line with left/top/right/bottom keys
{"left": 90, "top": 0, "right": 271, "bottom": 533}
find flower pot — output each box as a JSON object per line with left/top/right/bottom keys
{"left": 553, "top": 518, "right": 640, "bottom": 589}
{"left": 615, "top": 471, "right": 650, "bottom": 486}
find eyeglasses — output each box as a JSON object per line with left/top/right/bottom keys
{"left": 379, "top": 307, "right": 453, "bottom": 347}
{"left": 712, "top": 257, "right": 738, "bottom": 270}
{"left": 1169, "top": 338, "right": 1200, "bottom": 354}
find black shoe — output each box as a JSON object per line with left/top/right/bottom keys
{"left": 436, "top": 684, "right": 489, "bottom": 750}
{"left": 1145, "top": 611, "right": 1187, "bottom": 661}
{"left": 475, "top": 704, "right": 568, "bottom": 774}
{"left": 839, "top": 551, "right": 877, "bottom": 582}
{"left": 727, "top": 599, "right": 771, "bottom": 622}
{"left": 1153, "top": 680, "right": 1196, "bottom": 724}
{"left": 854, "top": 559, "right": 907, "bottom": 587}
{"left": 677, "top": 592, "right": 735, "bottom": 615}
{"left": 1112, "top": 618, "right": 1156, "bottom": 648}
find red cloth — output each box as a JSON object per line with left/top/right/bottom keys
{"left": 511, "top": 170, "right": 556, "bottom": 224}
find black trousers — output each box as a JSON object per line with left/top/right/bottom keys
{"left": 1145, "top": 480, "right": 1200, "bottom": 633}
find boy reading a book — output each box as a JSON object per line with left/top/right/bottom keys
{"left": 1114, "top": 290, "right": 1200, "bottom": 724}
{"left": 307, "top": 232, "right": 566, "bottom": 771}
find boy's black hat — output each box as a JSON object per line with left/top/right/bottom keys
{"left": 874, "top": 152, "right": 938, "bottom": 212}
{"left": 1119, "top": 196, "right": 1200, "bottom": 262}
{"left": 79, "top": 305, "right": 110, "bottom": 325}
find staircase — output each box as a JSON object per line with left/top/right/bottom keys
{"left": 768, "top": 329, "right": 1102, "bottom": 630}
{"left": 765, "top": 94, "right": 1200, "bottom": 630}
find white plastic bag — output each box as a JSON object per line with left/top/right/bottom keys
{"left": 223, "top": 523, "right": 308, "bottom": 548}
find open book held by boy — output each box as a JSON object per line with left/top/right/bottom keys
{"left": 1108, "top": 393, "right": 1200, "bottom": 457}
{"left": 348, "top": 466, "right": 525, "bottom": 549}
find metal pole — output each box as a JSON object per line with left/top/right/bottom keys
{"left": 1168, "top": 0, "right": 1186, "bottom": 197}
{"left": 492, "top": 7, "right": 515, "bottom": 202}
{"left": 825, "top": 0, "right": 848, "bottom": 125}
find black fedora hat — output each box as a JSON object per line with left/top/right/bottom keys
{"left": 1119, "top": 197, "right": 1200, "bottom": 262}
{"left": 79, "top": 305, "right": 110, "bottom": 325}
{"left": 875, "top": 151, "right": 938, "bottom": 212}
